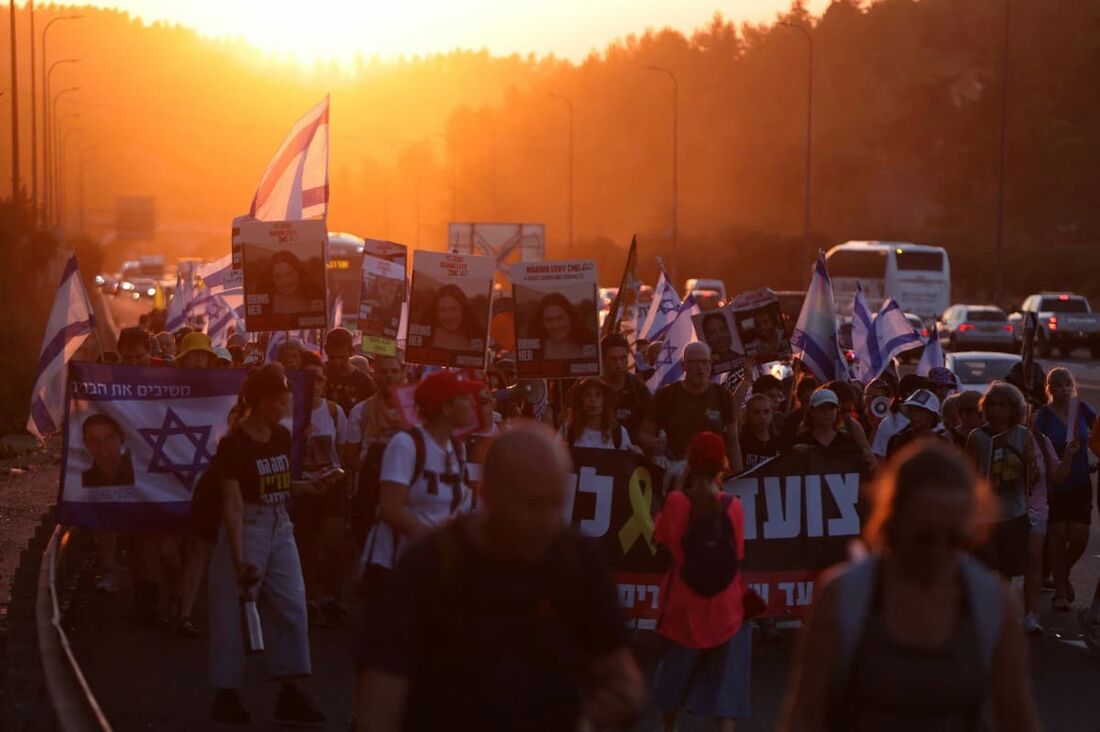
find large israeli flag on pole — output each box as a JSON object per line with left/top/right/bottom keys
{"left": 646, "top": 294, "right": 700, "bottom": 391}
{"left": 164, "top": 272, "right": 194, "bottom": 333}
{"left": 27, "top": 254, "right": 97, "bottom": 438}
{"left": 791, "top": 253, "right": 849, "bottom": 382}
{"left": 917, "top": 322, "right": 946, "bottom": 376}
{"left": 639, "top": 258, "right": 682, "bottom": 342}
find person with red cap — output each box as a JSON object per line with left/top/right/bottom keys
{"left": 651, "top": 431, "right": 752, "bottom": 732}
{"left": 357, "top": 370, "right": 481, "bottom": 600}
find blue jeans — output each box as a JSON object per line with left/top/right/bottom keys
{"left": 209, "top": 502, "right": 311, "bottom": 689}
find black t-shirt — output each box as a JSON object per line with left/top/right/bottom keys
{"left": 647, "top": 382, "right": 732, "bottom": 459}
{"left": 613, "top": 373, "right": 653, "bottom": 442}
{"left": 887, "top": 425, "right": 949, "bottom": 457}
{"left": 740, "top": 428, "right": 779, "bottom": 471}
{"left": 358, "top": 520, "right": 628, "bottom": 732}
{"left": 780, "top": 408, "right": 806, "bottom": 450}
{"left": 215, "top": 425, "right": 292, "bottom": 504}
{"left": 325, "top": 366, "right": 377, "bottom": 415}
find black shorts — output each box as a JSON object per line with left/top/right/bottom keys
{"left": 1049, "top": 490, "right": 1093, "bottom": 525}
{"left": 976, "top": 514, "right": 1030, "bottom": 579}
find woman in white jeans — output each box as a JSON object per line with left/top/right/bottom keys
{"left": 208, "top": 363, "right": 326, "bottom": 726}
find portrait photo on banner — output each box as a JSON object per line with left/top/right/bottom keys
{"left": 691, "top": 308, "right": 743, "bottom": 376}
{"left": 512, "top": 260, "right": 601, "bottom": 378}
{"left": 406, "top": 250, "right": 494, "bottom": 369}
{"left": 727, "top": 288, "right": 792, "bottom": 361}
{"left": 240, "top": 219, "right": 328, "bottom": 332}
{"left": 358, "top": 252, "right": 407, "bottom": 357}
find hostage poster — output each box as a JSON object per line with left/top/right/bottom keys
{"left": 727, "top": 288, "right": 792, "bottom": 361}
{"left": 241, "top": 219, "right": 328, "bottom": 332}
{"left": 59, "top": 363, "right": 311, "bottom": 531}
{"left": 406, "top": 251, "right": 494, "bottom": 369}
{"left": 358, "top": 244, "right": 408, "bottom": 357}
{"left": 512, "top": 260, "right": 601, "bottom": 378}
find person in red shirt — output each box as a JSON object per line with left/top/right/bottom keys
{"left": 652, "top": 431, "right": 751, "bottom": 732}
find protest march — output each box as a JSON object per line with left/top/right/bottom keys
{"left": 7, "top": 9, "right": 1100, "bottom": 728}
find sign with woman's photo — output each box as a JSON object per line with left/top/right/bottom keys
{"left": 512, "top": 260, "right": 601, "bottom": 378}
{"left": 240, "top": 220, "right": 328, "bottom": 332}
{"left": 727, "top": 288, "right": 792, "bottom": 361}
{"left": 406, "top": 251, "right": 494, "bottom": 369}
{"left": 358, "top": 243, "right": 408, "bottom": 357}
{"left": 691, "top": 309, "right": 743, "bottom": 376}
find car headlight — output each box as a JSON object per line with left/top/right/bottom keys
{"left": 121, "top": 282, "right": 134, "bottom": 291}
{"left": 147, "top": 287, "right": 157, "bottom": 297}
{"left": 132, "top": 292, "right": 141, "bottom": 300}
{"left": 95, "top": 275, "right": 105, "bottom": 285}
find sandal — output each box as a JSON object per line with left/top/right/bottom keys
{"left": 1052, "top": 596, "right": 1072, "bottom": 612}
{"left": 178, "top": 617, "right": 203, "bottom": 637}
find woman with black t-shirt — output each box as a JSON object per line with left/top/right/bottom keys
{"left": 208, "top": 363, "right": 326, "bottom": 726}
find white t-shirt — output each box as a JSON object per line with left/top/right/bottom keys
{"left": 360, "top": 426, "right": 473, "bottom": 570}
{"left": 283, "top": 401, "right": 347, "bottom": 478}
{"left": 568, "top": 426, "right": 632, "bottom": 450}
{"left": 871, "top": 411, "right": 909, "bottom": 457}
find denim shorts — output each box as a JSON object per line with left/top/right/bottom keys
{"left": 650, "top": 622, "right": 753, "bottom": 719}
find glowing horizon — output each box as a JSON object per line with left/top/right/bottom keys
{"left": 51, "top": 0, "right": 831, "bottom": 65}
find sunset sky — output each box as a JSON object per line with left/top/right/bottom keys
{"left": 64, "top": 0, "right": 830, "bottom": 62}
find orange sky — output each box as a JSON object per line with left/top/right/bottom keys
{"left": 54, "top": 0, "right": 830, "bottom": 62}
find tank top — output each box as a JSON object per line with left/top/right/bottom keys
{"left": 833, "top": 575, "right": 984, "bottom": 731}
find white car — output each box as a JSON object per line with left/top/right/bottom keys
{"left": 945, "top": 351, "right": 1021, "bottom": 393}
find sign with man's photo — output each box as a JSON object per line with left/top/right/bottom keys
{"left": 358, "top": 244, "right": 408, "bottom": 357}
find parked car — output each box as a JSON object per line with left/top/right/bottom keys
{"left": 946, "top": 351, "right": 1022, "bottom": 393}
{"left": 1008, "top": 292, "right": 1100, "bottom": 358}
{"left": 938, "top": 304, "right": 1015, "bottom": 352}
{"left": 684, "top": 278, "right": 727, "bottom": 303}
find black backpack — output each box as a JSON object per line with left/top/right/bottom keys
{"left": 679, "top": 494, "right": 738, "bottom": 597}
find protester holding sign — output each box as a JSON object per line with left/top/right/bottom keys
{"left": 652, "top": 431, "right": 752, "bottom": 731}
{"left": 560, "top": 377, "right": 633, "bottom": 451}
{"left": 780, "top": 442, "right": 1038, "bottom": 731}
{"left": 209, "top": 363, "right": 325, "bottom": 726}
{"left": 324, "top": 327, "right": 376, "bottom": 414}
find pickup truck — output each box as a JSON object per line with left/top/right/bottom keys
{"left": 1009, "top": 293, "right": 1100, "bottom": 358}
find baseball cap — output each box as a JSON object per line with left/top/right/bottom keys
{"left": 414, "top": 371, "right": 485, "bottom": 410}
{"left": 809, "top": 389, "right": 840, "bottom": 409}
{"left": 901, "top": 388, "right": 941, "bottom": 420}
{"left": 686, "top": 431, "right": 726, "bottom": 474}
{"left": 928, "top": 367, "right": 958, "bottom": 388}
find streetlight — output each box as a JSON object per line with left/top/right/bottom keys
{"left": 780, "top": 21, "right": 814, "bottom": 285}
{"left": 44, "top": 58, "right": 79, "bottom": 222}
{"left": 41, "top": 12, "right": 82, "bottom": 218}
{"left": 994, "top": 0, "right": 1011, "bottom": 305}
{"left": 50, "top": 86, "right": 79, "bottom": 226}
{"left": 645, "top": 65, "right": 680, "bottom": 286}
{"left": 547, "top": 93, "right": 574, "bottom": 257}
{"left": 78, "top": 144, "right": 99, "bottom": 235}
{"left": 58, "top": 126, "right": 84, "bottom": 229}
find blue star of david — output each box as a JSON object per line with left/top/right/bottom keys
{"left": 138, "top": 407, "right": 215, "bottom": 488}
{"left": 658, "top": 297, "right": 678, "bottom": 315}
{"left": 657, "top": 342, "right": 677, "bottom": 368}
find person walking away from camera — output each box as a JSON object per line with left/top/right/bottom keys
{"left": 780, "top": 441, "right": 1039, "bottom": 732}
{"left": 291, "top": 351, "right": 352, "bottom": 627}
{"left": 357, "top": 371, "right": 479, "bottom": 601}
{"left": 601, "top": 333, "right": 653, "bottom": 444}
{"left": 560, "top": 377, "right": 633, "bottom": 450}
{"left": 652, "top": 431, "right": 752, "bottom": 731}
{"left": 324, "top": 327, "right": 376, "bottom": 414}
{"left": 208, "top": 363, "right": 325, "bottom": 726}
{"left": 966, "top": 382, "right": 1036, "bottom": 582}
{"left": 345, "top": 355, "right": 409, "bottom": 550}
{"left": 354, "top": 424, "right": 644, "bottom": 731}
{"left": 1033, "top": 367, "right": 1096, "bottom": 611}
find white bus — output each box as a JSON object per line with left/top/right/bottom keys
{"left": 826, "top": 241, "right": 950, "bottom": 321}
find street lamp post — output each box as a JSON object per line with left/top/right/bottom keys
{"left": 780, "top": 21, "right": 814, "bottom": 284}
{"left": 645, "top": 65, "right": 680, "bottom": 286}
{"left": 58, "top": 126, "right": 84, "bottom": 229}
{"left": 50, "top": 87, "right": 79, "bottom": 226}
{"left": 994, "top": 0, "right": 1011, "bottom": 305}
{"left": 547, "top": 93, "right": 574, "bottom": 257}
{"left": 44, "top": 58, "right": 79, "bottom": 222}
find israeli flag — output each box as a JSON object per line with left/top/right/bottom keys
{"left": 27, "top": 254, "right": 97, "bottom": 438}
{"left": 791, "top": 253, "right": 849, "bottom": 382}
{"left": 206, "top": 295, "right": 245, "bottom": 348}
{"left": 164, "top": 272, "right": 194, "bottom": 333}
{"left": 855, "top": 298, "right": 923, "bottom": 384}
{"left": 639, "top": 259, "right": 682, "bottom": 342}
{"left": 646, "top": 294, "right": 700, "bottom": 391}
{"left": 917, "top": 322, "right": 946, "bottom": 376}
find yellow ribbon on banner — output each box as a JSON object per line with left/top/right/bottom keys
{"left": 618, "top": 466, "right": 657, "bottom": 555}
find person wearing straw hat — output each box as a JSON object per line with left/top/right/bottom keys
{"left": 175, "top": 332, "right": 219, "bottom": 369}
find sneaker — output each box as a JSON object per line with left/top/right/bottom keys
{"left": 1077, "top": 610, "right": 1100, "bottom": 653}
{"left": 1023, "top": 613, "right": 1043, "bottom": 635}
{"left": 273, "top": 686, "right": 326, "bottom": 727}
{"left": 211, "top": 689, "right": 250, "bottom": 724}
{"left": 318, "top": 598, "right": 348, "bottom": 627}
{"left": 95, "top": 573, "right": 117, "bottom": 594}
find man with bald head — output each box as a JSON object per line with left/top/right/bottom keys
{"left": 640, "top": 340, "right": 739, "bottom": 468}
{"left": 354, "top": 423, "right": 644, "bottom": 732}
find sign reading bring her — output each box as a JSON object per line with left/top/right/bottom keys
{"left": 240, "top": 219, "right": 328, "bottom": 332}
{"left": 512, "top": 260, "right": 601, "bottom": 378}
{"left": 405, "top": 250, "right": 494, "bottom": 369}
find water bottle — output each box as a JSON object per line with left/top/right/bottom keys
{"left": 240, "top": 589, "right": 264, "bottom": 655}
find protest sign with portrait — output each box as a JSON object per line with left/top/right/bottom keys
{"left": 512, "top": 260, "right": 601, "bottom": 378}
{"left": 241, "top": 219, "right": 328, "bottom": 332}
{"left": 728, "top": 288, "right": 792, "bottom": 361}
{"left": 406, "top": 251, "right": 494, "bottom": 369}
{"left": 691, "top": 309, "right": 744, "bottom": 376}
{"left": 358, "top": 251, "right": 407, "bottom": 357}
